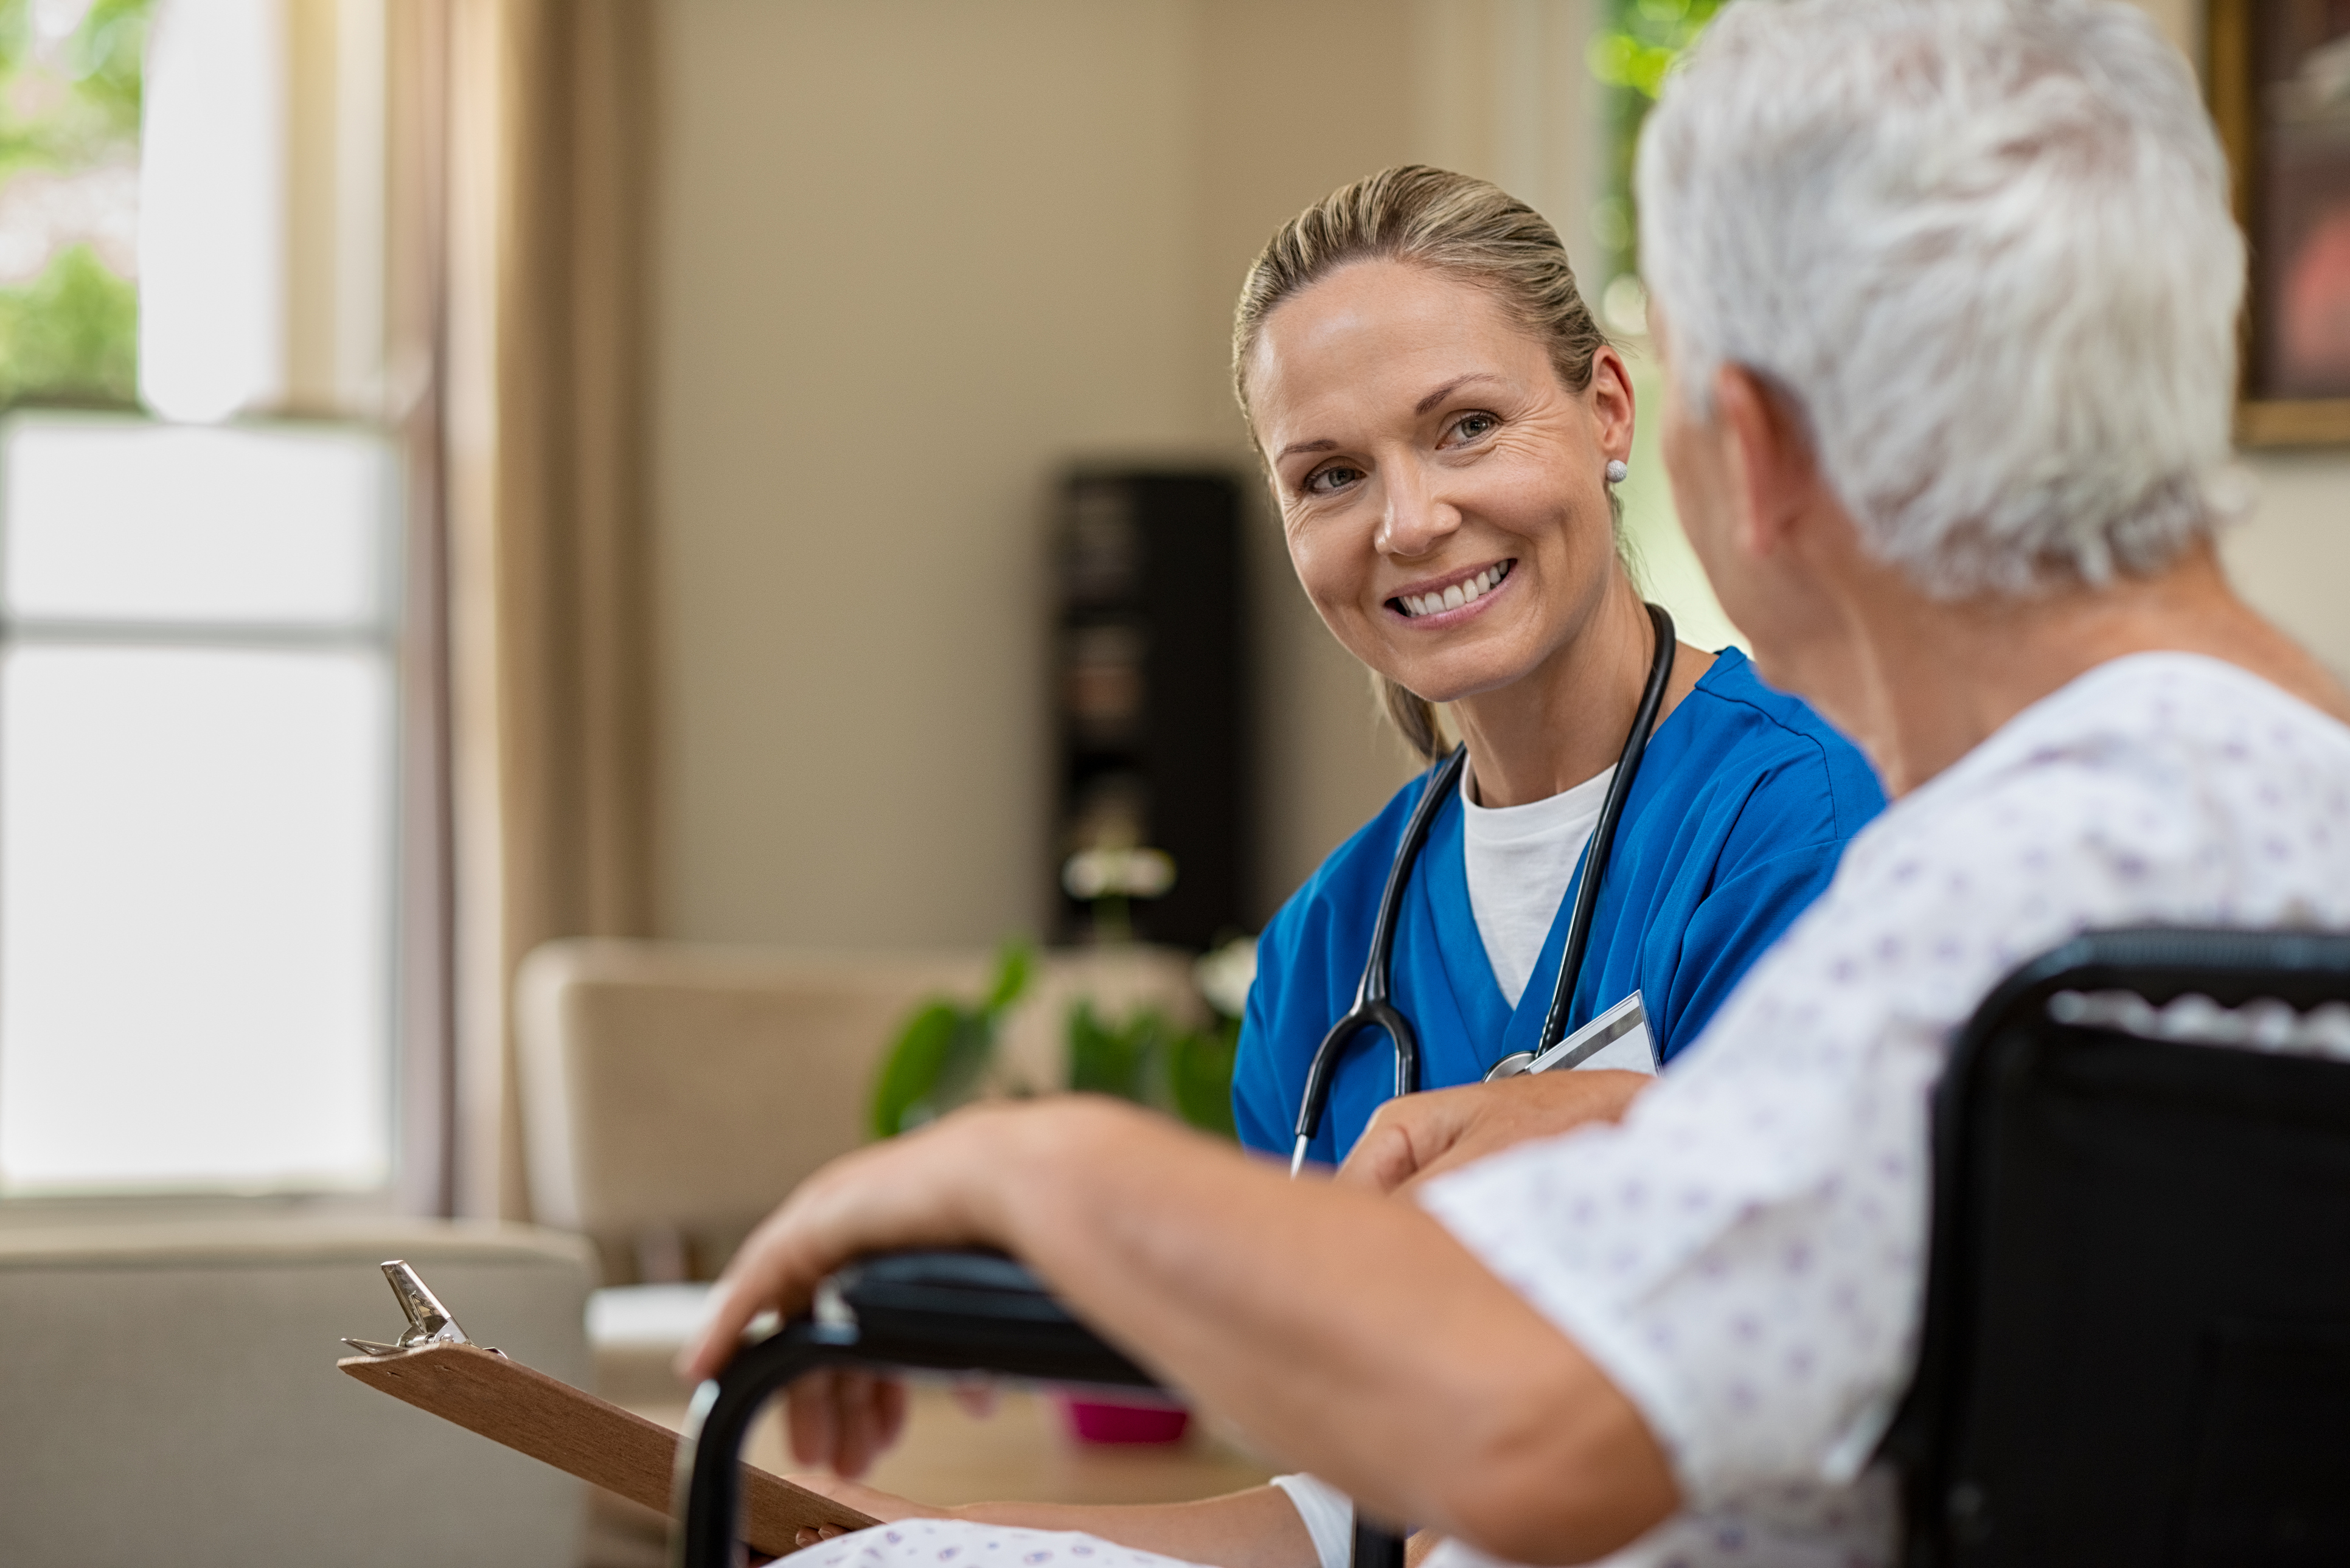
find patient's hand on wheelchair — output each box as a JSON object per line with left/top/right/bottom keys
{"left": 783, "top": 1471, "right": 945, "bottom": 1548}
{"left": 762, "top": 1071, "right": 1647, "bottom": 1486}
{"left": 1334, "top": 1070, "right": 1649, "bottom": 1196}
{"left": 738, "top": 1075, "right": 1652, "bottom": 1567}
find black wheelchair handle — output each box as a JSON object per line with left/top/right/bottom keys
{"left": 670, "top": 1250, "right": 1163, "bottom": 1568}
{"left": 670, "top": 1249, "right": 1407, "bottom": 1568}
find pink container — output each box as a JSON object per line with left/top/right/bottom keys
{"left": 1058, "top": 1395, "right": 1192, "bottom": 1445}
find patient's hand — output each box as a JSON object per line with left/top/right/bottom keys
{"left": 788, "top": 1472, "right": 944, "bottom": 1548}
{"left": 785, "top": 1367, "right": 908, "bottom": 1479}
{"left": 1336, "top": 1071, "right": 1649, "bottom": 1196}
{"left": 781, "top": 1369, "right": 1000, "bottom": 1479}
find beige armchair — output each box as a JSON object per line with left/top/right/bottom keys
{"left": 513, "top": 940, "right": 1205, "bottom": 1399}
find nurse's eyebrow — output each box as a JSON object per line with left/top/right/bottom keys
{"left": 1274, "top": 373, "right": 1506, "bottom": 459}
{"left": 1414, "top": 373, "right": 1503, "bottom": 415}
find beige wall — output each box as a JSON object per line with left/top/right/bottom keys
{"left": 656, "top": 0, "right": 1201, "bottom": 946}
{"left": 1192, "top": 0, "right": 1426, "bottom": 913}
{"left": 654, "top": 0, "right": 1441, "bottom": 946}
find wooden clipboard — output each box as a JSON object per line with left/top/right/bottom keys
{"left": 339, "top": 1343, "right": 877, "bottom": 1557}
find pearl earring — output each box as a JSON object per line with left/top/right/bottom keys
{"left": 1605, "top": 459, "right": 1629, "bottom": 485}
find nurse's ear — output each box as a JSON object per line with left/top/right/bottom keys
{"left": 1585, "top": 345, "right": 1636, "bottom": 468}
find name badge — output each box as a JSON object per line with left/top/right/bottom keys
{"left": 1526, "top": 990, "right": 1658, "bottom": 1077}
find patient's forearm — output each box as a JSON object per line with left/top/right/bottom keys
{"left": 694, "top": 1098, "right": 1677, "bottom": 1563}
{"left": 975, "top": 1103, "right": 1677, "bottom": 1564}
{"left": 949, "top": 1486, "right": 1314, "bottom": 1568}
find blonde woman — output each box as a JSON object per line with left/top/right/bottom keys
{"left": 1226, "top": 167, "right": 1879, "bottom": 1168}
{"left": 737, "top": 165, "right": 1880, "bottom": 1565}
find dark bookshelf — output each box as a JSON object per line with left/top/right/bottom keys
{"left": 1050, "top": 470, "right": 1249, "bottom": 950}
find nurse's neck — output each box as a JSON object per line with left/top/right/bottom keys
{"left": 1450, "top": 577, "right": 1711, "bottom": 808}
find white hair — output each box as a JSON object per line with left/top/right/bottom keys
{"left": 1636, "top": 0, "right": 2245, "bottom": 598}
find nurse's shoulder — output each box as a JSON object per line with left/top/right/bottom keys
{"left": 1249, "top": 765, "right": 1442, "bottom": 1019}
{"left": 1233, "top": 766, "right": 1447, "bottom": 1151}
{"left": 1669, "top": 647, "right": 1884, "bottom": 843}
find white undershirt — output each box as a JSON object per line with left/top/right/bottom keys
{"left": 1461, "top": 762, "right": 1615, "bottom": 1006}
{"left": 1260, "top": 770, "right": 1622, "bottom": 1568}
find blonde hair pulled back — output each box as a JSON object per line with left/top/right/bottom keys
{"left": 1232, "top": 165, "right": 1614, "bottom": 764}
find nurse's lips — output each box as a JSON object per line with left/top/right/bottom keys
{"left": 1387, "top": 559, "right": 1515, "bottom": 624}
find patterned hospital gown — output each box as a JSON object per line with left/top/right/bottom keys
{"left": 1416, "top": 653, "right": 2350, "bottom": 1566}
{"left": 816, "top": 655, "right": 2350, "bottom": 1568}
{"left": 796, "top": 1522, "right": 1203, "bottom": 1568}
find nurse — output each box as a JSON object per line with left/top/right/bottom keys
{"left": 1232, "top": 164, "right": 1884, "bottom": 1165}
{"left": 755, "top": 164, "right": 1888, "bottom": 1558}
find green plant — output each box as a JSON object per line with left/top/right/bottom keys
{"left": 867, "top": 940, "right": 1032, "bottom": 1139}
{"left": 1165, "top": 1015, "right": 1239, "bottom": 1139}
{"left": 1065, "top": 1001, "right": 1240, "bottom": 1142}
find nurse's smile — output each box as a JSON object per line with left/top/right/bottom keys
{"left": 1388, "top": 558, "right": 1517, "bottom": 623}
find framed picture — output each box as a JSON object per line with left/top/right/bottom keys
{"left": 2213, "top": 0, "right": 2350, "bottom": 443}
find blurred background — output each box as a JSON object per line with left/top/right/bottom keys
{"left": 0, "top": 2, "right": 2341, "bottom": 1564}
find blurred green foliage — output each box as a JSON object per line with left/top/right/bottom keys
{"left": 0, "top": 242, "right": 135, "bottom": 404}
{"left": 0, "top": 0, "right": 151, "bottom": 174}
{"left": 60, "top": 0, "right": 150, "bottom": 137}
{"left": 869, "top": 941, "right": 1034, "bottom": 1139}
{"left": 0, "top": 0, "right": 151, "bottom": 409}
{"left": 1068, "top": 1001, "right": 1239, "bottom": 1141}
{"left": 1589, "top": 0, "right": 1726, "bottom": 284}
{"left": 1065, "top": 997, "right": 1162, "bottom": 1101}
{"left": 869, "top": 936, "right": 1244, "bottom": 1144}
{"left": 1165, "top": 1015, "right": 1239, "bottom": 1139}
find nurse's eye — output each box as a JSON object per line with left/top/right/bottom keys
{"left": 1444, "top": 411, "right": 1500, "bottom": 446}
{"left": 1304, "top": 462, "right": 1366, "bottom": 496}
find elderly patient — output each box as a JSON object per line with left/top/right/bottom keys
{"left": 684, "top": 2, "right": 2350, "bottom": 1563}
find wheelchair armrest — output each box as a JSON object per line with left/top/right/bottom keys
{"left": 817, "top": 1250, "right": 1166, "bottom": 1387}
{"left": 670, "top": 1249, "right": 1164, "bottom": 1568}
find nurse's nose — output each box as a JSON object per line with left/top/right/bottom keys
{"left": 1376, "top": 459, "right": 1461, "bottom": 559}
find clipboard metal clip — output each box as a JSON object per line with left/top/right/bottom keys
{"left": 341, "top": 1259, "right": 496, "bottom": 1358}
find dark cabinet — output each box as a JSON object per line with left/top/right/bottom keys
{"left": 1050, "top": 470, "right": 1248, "bottom": 950}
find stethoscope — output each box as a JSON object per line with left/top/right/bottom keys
{"left": 1288, "top": 603, "right": 1678, "bottom": 1174}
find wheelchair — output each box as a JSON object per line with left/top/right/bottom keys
{"left": 675, "top": 928, "right": 2350, "bottom": 1568}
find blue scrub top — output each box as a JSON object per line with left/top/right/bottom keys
{"left": 1233, "top": 647, "right": 1886, "bottom": 1165}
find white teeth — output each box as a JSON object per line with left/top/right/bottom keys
{"left": 1399, "top": 564, "right": 1513, "bottom": 617}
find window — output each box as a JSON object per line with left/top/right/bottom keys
{"left": 0, "top": 1, "right": 414, "bottom": 1198}
{"left": 0, "top": 414, "right": 400, "bottom": 1193}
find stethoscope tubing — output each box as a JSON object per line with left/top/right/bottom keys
{"left": 1290, "top": 745, "right": 1468, "bottom": 1176}
{"left": 1532, "top": 602, "right": 1678, "bottom": 1053}
{"left": 1290, "top": 603, "right": 1678, "bottom": 1172}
